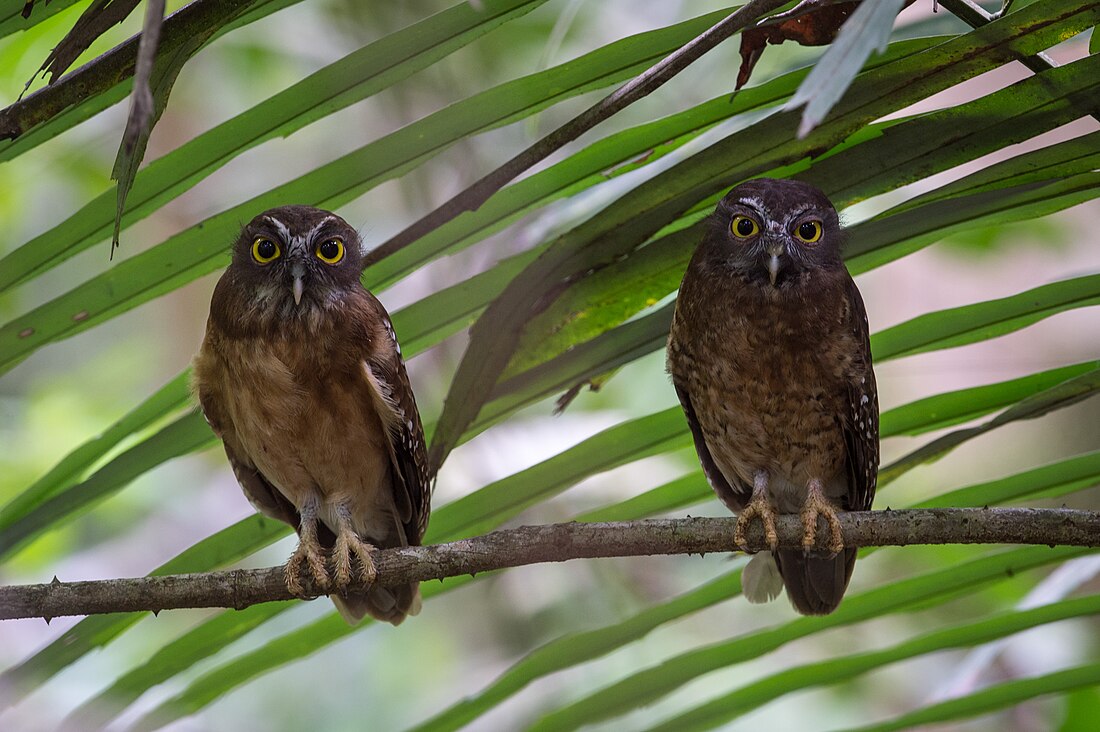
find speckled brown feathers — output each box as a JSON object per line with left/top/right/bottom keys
{"left": 192, "top": 206, "right": 429, "bottom": 625}
{"left": 667, "top": 179, "right": 878, "bottom": 615}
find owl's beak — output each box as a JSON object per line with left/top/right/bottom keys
{"left": 763, "top": 241, "right": 785, "bottom": 286}
{"left": 289, "top": 261, "right": 306, "bottom": 306}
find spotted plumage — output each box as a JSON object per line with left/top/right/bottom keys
{"left": 667, "top": 178, "right": 878, "bottom": 615}
{"left": 192, "top": 205, "right": 429, "bottom": 625}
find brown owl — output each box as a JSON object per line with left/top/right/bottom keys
{"left": 667, "top": 178, "right": 878, "bottom": 615}
{"left": 192, "top": 205, "right": 429, "bottom": 625}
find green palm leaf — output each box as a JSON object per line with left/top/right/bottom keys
{"left": 2, "top": 1, "right": 1098, "bottom": 729}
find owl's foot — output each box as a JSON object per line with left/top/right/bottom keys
{"left": 735, "top": 472, "right": 779, "bottom": 552}
{"left": 285, "top": 536, "right": 330, "bottom": 597}
{"left": 330, "top": 503, "right": 378, "bottom": 592}
{"left": 800, "top": 478, "right": 844, "bottom": 555}
{"left": 285, "top": 496, "right": 329, "bottom": 596}
{"left": 331, "top": 529, "right": 378, "bottom": 591}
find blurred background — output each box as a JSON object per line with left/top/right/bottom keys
{"left": 0, "top": 1, "right": 1097, "bottom": 730}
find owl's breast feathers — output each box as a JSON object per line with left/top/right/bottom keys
{"left": 668, "top": 256, "right": 876, "bottom": 511}
{"left": 192, "top": 280, "right": 428, "bottom": 547}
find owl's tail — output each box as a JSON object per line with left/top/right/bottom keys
{"left": 771, "top": 547, "right": 857, "bottom": 615}
{"left": 332, "top": 582, "right": 422, "bottom": 626}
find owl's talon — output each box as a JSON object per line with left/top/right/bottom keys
{"left": 735, "top": 506, "right": 779, "bottom": 552}
{"left": 800, "top": 479, "right": 845, "bottom": 556}
{"left": 331, "top": 530, "right": 378, "bottom": 591}
{"left": 331, "top": 536, "right": 353, "bottom": 591}
{"left": 735, "top": 475, "right": 779, "bottom": 552}
{"left": 358, "top": 545, "right": 378, "bottom": 586}
{"left": 285, "top": 539, "right": 330, "bottom": 596}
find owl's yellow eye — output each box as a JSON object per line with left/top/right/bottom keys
{"left": 730, "top": 215, "right": 759, "bottom": 239}
{"left": 316, "top": 238, "right": 344, "bottom": 264}
{"left": 794, "top": 220, "right": 823, "bottom": 244}
{"left": 252, "top": 238, "right": 280, "bottom": 264}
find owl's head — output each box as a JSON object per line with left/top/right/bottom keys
{"left": 228, "top": 205, "right": 364, "bottom": 314}
{"left": 705, "top": 178, "right": 844, "bottom": 287}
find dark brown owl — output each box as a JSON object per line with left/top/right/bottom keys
{"left": 667, "top": 178, "right": 878, "bottom": 615}
{"left": 192, "top": 205, "right": 429, "bottom": 625}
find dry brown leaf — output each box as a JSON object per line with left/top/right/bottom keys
{"left": 33, "top": 0, "right": 141, "bottom": 88}
{"left": 736, "top": 0, "right": 914, "bottom": 89}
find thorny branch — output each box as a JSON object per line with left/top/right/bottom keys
{"left": 1, "top": 508, "right": 1097, "bottom": 621}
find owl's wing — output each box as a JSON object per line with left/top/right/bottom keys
{"left": 672, "top": 381, "right": 753, "bottom": 511}
{"left": 223, "top": 442, "right": 302, "bottom": 529}
{"left": 842, "top": 276, "right": 879, "bottom": 513}
{"left": 193, "top": 383, "right": 300, "bottom": 529}
{"left": 360, "top": 295, "right": 431, "bottom": 545}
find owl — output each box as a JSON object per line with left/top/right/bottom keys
{"left": 667, "top": 178, "right": 878, "bottom": 615}
{"left": 192, "top": 205, "right": 429, "bottom": 625}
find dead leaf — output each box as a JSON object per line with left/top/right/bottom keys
{"left": 737, "top": 1, "right": 861, "bottom": 90}
{"left": 25, "top": 0, "right": 141, "bottom": 95}
{"left": 554, "top": 370, "right": 619, "bottom": 414}
{"left": 736, "top": 0, "right": 916, "bottom": 90}
{"left": 109, "top": 3, "right": 258, "bottom": 253}
{"left": 110, "top": 0, "right": 165, "bottom": 256}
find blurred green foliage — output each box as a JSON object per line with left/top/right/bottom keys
{"left": 0, "top": 1, "right": 1097, "bottom": 731}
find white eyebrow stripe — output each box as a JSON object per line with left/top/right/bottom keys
{"left": 306, "top": 215, "right": 337, "bottom": 242}
{"left": 264, "top": 216, "right": 291, "bottom": 242}
{"left": 736, "top": 196, "right": 770, "bottom": 218}
{"left": 787, "top": 206, "right": 817, "bottom": 222}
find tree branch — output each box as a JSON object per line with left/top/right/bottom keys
{"left": 1, "top": 508, "right": 1096, "bottom": 621}
{"left": 360, "top": 0, "right": 791, "bottom": 269}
